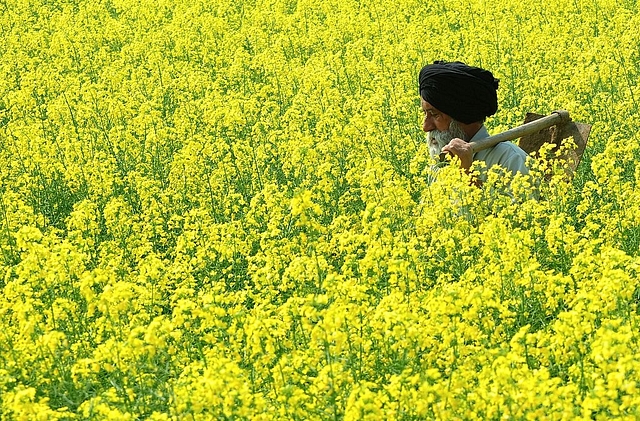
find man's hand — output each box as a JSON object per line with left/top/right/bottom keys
{"left": 441, "top": 138, "right": 474, "bottom": 171}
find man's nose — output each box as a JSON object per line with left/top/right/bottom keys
{"left": 423, "top": 115, "right": 435, "bottom": 132}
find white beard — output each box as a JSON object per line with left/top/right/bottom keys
{"left": 427, "top": 120, "right": 468, "bottom": 159}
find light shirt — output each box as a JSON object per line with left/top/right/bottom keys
{"left": 471, "top": 125, "right": 529, "bottom": 176}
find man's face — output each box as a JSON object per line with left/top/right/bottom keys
{"left": 421, "top": 99, "right": 467, "bottom": 159}
{"left": 421, "top": 98, "right": 452, "bottom": 133}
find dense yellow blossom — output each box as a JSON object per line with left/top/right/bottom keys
{"left": 0, "top": 0, "right": 639, "bottom": 418}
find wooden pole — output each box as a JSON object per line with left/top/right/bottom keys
{"left": 470, "top": 110, "right": 571, "bottom": 154}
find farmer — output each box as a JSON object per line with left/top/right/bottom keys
{"left": 419, "top": 60, "right": 529, "bottom": 178}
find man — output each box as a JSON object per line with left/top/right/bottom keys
{"left": 419, "top": 61, "right": 529, "bottom": 178}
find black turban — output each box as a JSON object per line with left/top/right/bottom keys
{"left": 419, "top": 61, "right": 499, "bottom": 124}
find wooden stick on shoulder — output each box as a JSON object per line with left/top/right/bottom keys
{"left": 470, "top": 110, "right": 571, "bottom": 154}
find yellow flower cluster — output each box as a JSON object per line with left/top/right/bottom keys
{"left": 1, "top": 0, "right": 639, "bottom": 418}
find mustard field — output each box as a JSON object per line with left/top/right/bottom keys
{"left": 1, "top": 0, "right": 639, "bottom": 419}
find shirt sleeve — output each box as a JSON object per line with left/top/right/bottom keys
{"left": 475, "top": 142, "right": 529, "bottom": 176}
